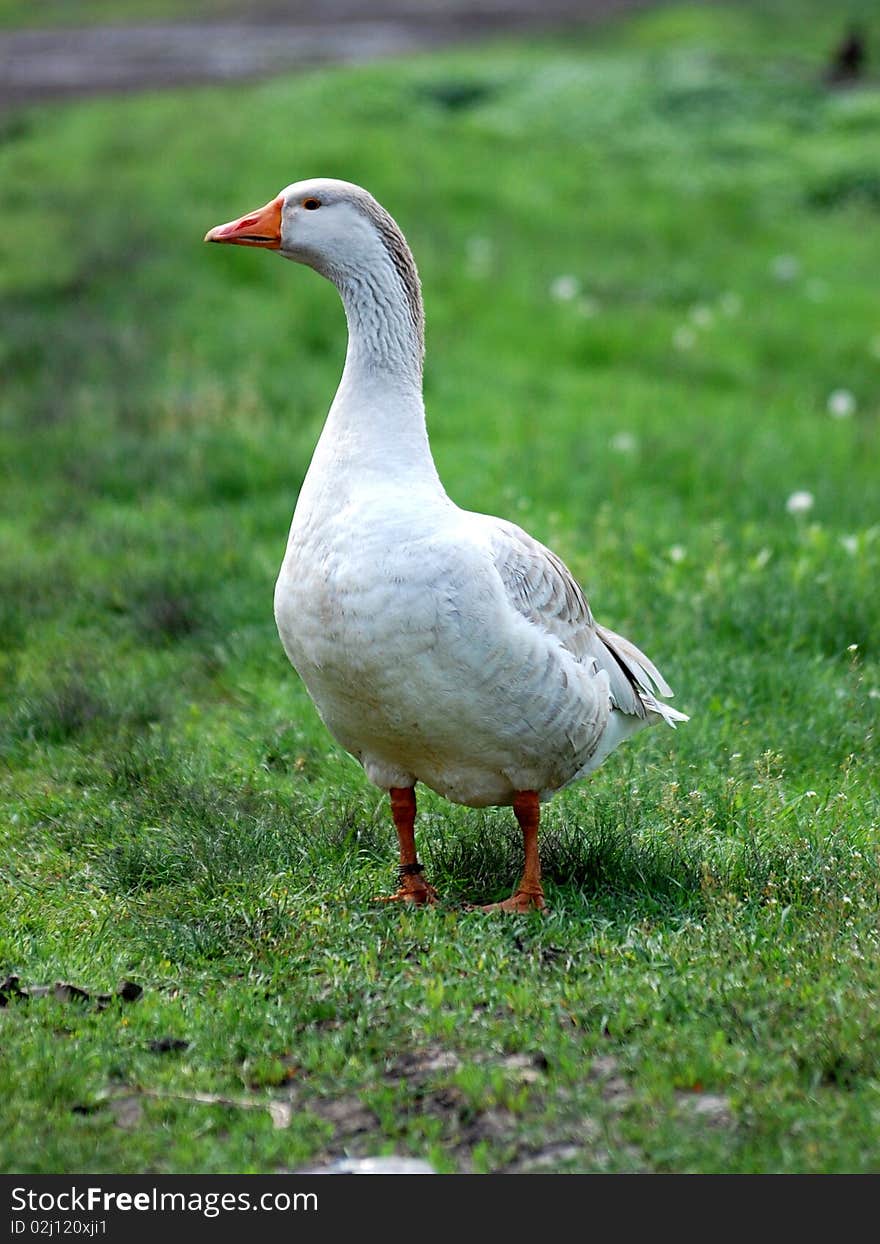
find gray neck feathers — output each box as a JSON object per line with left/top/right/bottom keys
{"left": 357, "top": 195, "right": 425, "bottom": 358}
{"left": 332, "top": 193, "right": 425, "bottom": 386}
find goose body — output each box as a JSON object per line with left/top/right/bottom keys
{"left": 207, "top": 178, "right": 687, "bottom": 908}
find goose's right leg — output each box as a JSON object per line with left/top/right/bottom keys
{"left": 374, "top": 786, "right": 438, "bottom": 905}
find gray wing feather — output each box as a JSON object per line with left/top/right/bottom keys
{"left": 489, "top": 519, "right": 685, "bottom": 725}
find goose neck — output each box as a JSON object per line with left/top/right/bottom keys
{"left": 310, "top": 259, "right": 440, "bottom": 484}
{"left": 336, "top": 265, "right": 425, "bottom": 392}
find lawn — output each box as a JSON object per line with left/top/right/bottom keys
{"left": 0, "top": 0, "right": 241, "bottom": 29}
{"left": 1, "top": 0, "right": 879, "bottom": 1173}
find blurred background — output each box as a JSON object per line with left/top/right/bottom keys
{"left": 3, "top": 2, "right": 651, "bottom": 105}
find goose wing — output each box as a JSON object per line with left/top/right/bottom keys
{"left": 487, "top": 519, "right": 686, "bottom": 725}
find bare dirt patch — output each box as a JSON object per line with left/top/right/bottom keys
{"left": 0, "top": 0, "right": 650, "bottom": 108}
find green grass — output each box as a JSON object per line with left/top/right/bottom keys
{"left": 2, "top": 0, "right": 880, "bottom": 1173}
{"left": 0, "top": 0, "right": 243, "bottom": 29}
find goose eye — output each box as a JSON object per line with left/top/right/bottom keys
{"left": 302, "top": 198, "right": 321, "bottom": 210}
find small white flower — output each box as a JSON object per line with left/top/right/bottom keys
{"left": 786, "top": 490, "right": 814, "bottom": 515}
{"left": 827, "top": 389, "right": 856, "bottom": 419}
{"left": 690, "top": 304, "right": 714, "bottom": 328}
{"left": 668, "top": 544, "right": 686, "bottom": 563}
{"left": 840, "top": 534, "right": 858, "bottom": 555}
{"left": 610, "top": 431, "right": 638, "bottom": 454}
{"left": 847, "top": 643, "right": 859, "bottom": 652}
{"left": 673, "top": 326, "right": 696, "bottom": 351}
{"left": 550, "top": 274, "right": 580, "bottom": 302}
{"left": 805, "top": 790, "right": 818, "bottom": 798}
{"left": 466, "top": 236, "right": 491, "bottom": 259}
{"left": 754, "top": 547, "right": 772, "bottom": 569}
{"left": 576, "top": 295, "right": 600, "bottom": 318}
{"left": 771, "top": 254, "right": 800, "bottom": 282}
{"left": 868, "top": 689, "right": 880, "bottom": 700}
{"left": 465, "top": 235, "right": 492, "bottom": 274}
{"left": 719, "top": 291, "right": 742, "bottom": 316}
{"left": 842, "top": 895, "right": 852, "bottom": 905}
{"left": 806, "top": 278, "right": 828, "bottom": 302}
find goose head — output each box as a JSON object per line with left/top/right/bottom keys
{"left": 205, "top": 177, "right": 408, "bottom": 281}
{"left": 205, "top": 177, "right": 424, "bottom": 358}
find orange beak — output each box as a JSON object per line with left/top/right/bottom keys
{"left": 204, "top": 195, "right": 283, "bottom": 248}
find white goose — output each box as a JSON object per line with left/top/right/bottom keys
{"left": 206, "top": 179, "right": 687, "bottom": 912}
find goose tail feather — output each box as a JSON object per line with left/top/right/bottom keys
{"left": 594, "top": 623, "right": 688, "bottom": 727}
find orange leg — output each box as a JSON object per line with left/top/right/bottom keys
{"left": 481, "top": 790, "right": 546, "bottom": 913}
{"left": 374, "top": 786, "right": 438, "bottom": 905}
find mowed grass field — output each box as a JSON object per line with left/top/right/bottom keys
{"left": 1, "top": 1, "right": 879, "bottom": 1173}
{"left": 0, "top": 0, "right": 244, "bottom": 28}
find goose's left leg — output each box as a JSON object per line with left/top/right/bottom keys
{"left": 481, "top": 790, "right": 546, "bottom": 913}
{"left": 374, "top": 786, "right": 438, "bottom": 905}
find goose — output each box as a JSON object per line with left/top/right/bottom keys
{"left": 205, "top": 178, "right": 688, "bottom": 912}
